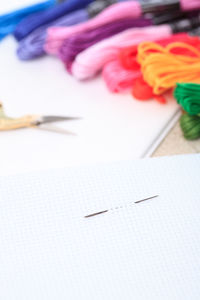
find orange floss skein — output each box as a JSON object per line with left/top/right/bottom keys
{"left": 137, "top": 41, "right": 200, "bottom": 95}
{"left": 119, "top": 34, "right": 200, "bottom": 103}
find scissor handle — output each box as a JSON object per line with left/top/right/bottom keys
{"left": 0, "top": 115, "right": 38, "bottom": 131}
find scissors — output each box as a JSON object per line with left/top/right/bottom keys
{"left": 0, "top": 103, "right": 80, "bottom": 135}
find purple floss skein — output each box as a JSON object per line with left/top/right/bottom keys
{"left": 17, "top": 9, "right": 89, "bottom": 60}
{"left": 58, "top": 17, "right": 152, "bottom": 70}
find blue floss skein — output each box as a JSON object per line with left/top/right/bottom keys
{"left": 14, "top": 0, "right": 95, "bottom": 41}
{"left": 0, "top": 0, "right": 56, "bottom": 41}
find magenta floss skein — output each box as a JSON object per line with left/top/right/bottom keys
{"left": 58, "top": 17, "right": 152, "bottom": 66}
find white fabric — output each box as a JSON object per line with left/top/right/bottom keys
{"left": 0, "top": 154, "right": 199, "bottom": 299}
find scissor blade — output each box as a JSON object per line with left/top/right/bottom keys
{"left": 35, "top": 116, "right": 81, "bottom": 125}
{"left": 37, "top": 124, "right": 77, "bottom": 136}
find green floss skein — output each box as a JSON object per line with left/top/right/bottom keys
{"left": 180, "top": 114, "right": 200, "bottom": 140}
{"left": 174, "top": 83, "right": 200, "bottom": 115}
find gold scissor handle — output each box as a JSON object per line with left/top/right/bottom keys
{"left": 0, "top": 115, "right": 38, "bottom": 131}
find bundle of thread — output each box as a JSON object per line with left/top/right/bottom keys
{"left": 44, "top": 0, "right": 200, "bottom": 55}
{"left": 17, "top": 0, "right": 115, "bottom": 60}
{"left": 137, "top": 41, "right": 200, "bottom": 94}
{"left": 17, "top": 9, "right": 89, "bottom": 60}
{"left": 174, "top": 83, "right": 200, "bottom": 140}
{"left": 14, "top": 0, "right": 95, "bottom": 41}
{"left": 71, "top": 25, "right": 172, "bottom": 80}
{"left": 59, "top": 17, "right": 152, "bottom": 69}
{"left": 3, "top": 0, "right": 200, "bottom": 143}
{"left": 103, "top": 33, "right": 196, "bottom": 94}
{"left": 0, "top": 0, "right": 56, "bottom": 40}
{"left": 44, "top": 1, "right": 144, "bottom": 55}
{"left": 56, "top": 11, "right": 200, "bottom": 80}
{"left": 122, "top": 38, "right": 200, "bottom": 104}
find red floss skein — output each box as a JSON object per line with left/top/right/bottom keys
{"left": 120, "top": 33, "right": 200, "bottom": 71}
{"left": 102, "top": 59, "right": 141, "bottom": 93}
{"left": 132, "top": 76, "right": 167, "bottom": 104}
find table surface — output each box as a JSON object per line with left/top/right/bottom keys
{"left": 153, "top": 121, "right": 200, "bottom": 157}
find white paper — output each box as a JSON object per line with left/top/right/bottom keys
{"left": 0, "top": 0, "right": 46, "bottom": 14}
{"left": 0, "top": 154, "right": 200, "bottom": 299}
{"left": 0, "top": 36, "right": 179, "bottom": 175}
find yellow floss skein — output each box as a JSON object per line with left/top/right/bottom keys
{"left": 137, "top": 42, "right": 200, "bottom": 95}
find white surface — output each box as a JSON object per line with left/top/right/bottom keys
{"left": 0, "top": 36, "right": 180, "bottom": 174}
{"left": 0, "top": 154, "right": 200, "bottom": 299}
{"left": 0, "top": 0, "right": 46, "bottom": 14}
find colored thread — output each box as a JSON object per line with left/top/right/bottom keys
{"left": 119, "top": 33, "right": 194, "bottom": 71}
{"left": 17, "top": 9, "right": 89, "bottom": 60}
{"left": 118, "top": 34, "right": 200, "bottom": 101}
{"left": 180, "top": 113, "right": 200, "bottom": 140}
{"left": 174, "top": 83, "right": 200, "bottom": 115}
{"left": 0, "top": 0, "right": 55, "bottom": 40}
{"left": 45, "top": 0, "right": 200, "bottom": 55}
{"left": 45, "top": 1, "right": 142, "bottom": 55}
{"left": 132, "top": 77, "right": 154, "bottom": 100}
{"left": 71, "top": 25, "right": 171, "bottom": 80}
{"left": 181, "top": 0, "right": 200, "bottom": 11}
{"left": 17, "top": 0, "right": 114, "bottom": 60}
{"left": 132, "top": 76, "right": 167, "bottom": 104}
{"left": 59, "top": 17, "right": 152, "bottom": 66}
{"left": 102, "top": 59, "right": 141, "bottom": 93}
{"left": 14, "top": 0, "right": 94, "bottom": 41}
{"left": 137, "top": 41, "right": 200, "bottom": 95}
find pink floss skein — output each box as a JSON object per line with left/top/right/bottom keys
{"left": 181, "top": 0, "right": 200, "bottom": 11}
{"left": 102, "top": 59, "right": 140, "bottom": 93}
{"left": 44, "top": 1, "right": 142, "bottom": 55}
{"left": 71, "top": 25, "right": 171, "bottom": 80}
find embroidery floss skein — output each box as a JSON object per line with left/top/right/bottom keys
{"left": 17, "top": 0, "right": 112, "bottom": 60}
{"left": 102, "top": 59, "right": 141, "bottom": 93}
{"left": 137, "top": 41, "right": 200, "bottom": 95}
{"left": 119, "top": 33, "right": 195, "bottom": 71}
{"left": 101, "top": 22, "right": 196, "bottom": 93}
{"left": 14, "top": 0, "right": 95, "bottom": 41}
{"left": 17, "top": 9, "right": 89, "bottom": 60}
{"left": 180, "top": 113, "right": 200, "bottom": 140}
{"left": 70, "top": 13, "right": 200, "bottom": 81}
{"left": 71, "top": 25, "right": 172, "bottom": 80}
{"left": 44, "top": 1, "right": 143, "bottom": 55}
{"left": 0, "top": 0, "right": 56, "bottom": 40}
{"left": 117, "top": 34, "right": 200, "bottom": 101}
{"left": 174, "top": 83, "right": 200, "bottom": 115}
{"left": 59, "top": 17, "right": 152, "bottom": 66}
{"left": 45, "top": 0, "right": 200, "bottom": 55}
{"left": 102, "top": 34, "right": 200, "bottom": 100}
{"left": 174, "top": 82, "right": 200, "bottom": 140}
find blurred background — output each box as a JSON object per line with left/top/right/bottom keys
{"left": 0, "top": 0, "right": 200, "bottom": 176}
